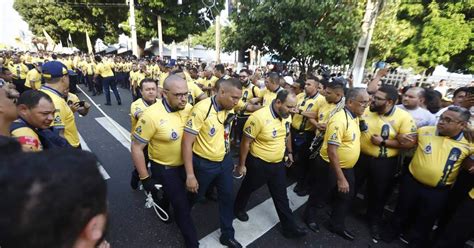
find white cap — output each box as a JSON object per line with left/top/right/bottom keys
{"left": 283, "top": 76, "right": 294, "bottom": 85}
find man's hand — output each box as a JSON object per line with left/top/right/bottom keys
{"left": 286, "top": 153, "right": 294, "bottom": 168}
{"left": 397, "top": 133, "right": 417, "bottom": 145}
{"left": 337, "top": 176, "right": 350, "bottom": 193}
{"left": 141, "top": 176, "right": 159, "bottom": 193}
{"left": 315, "top": 122, "right": 326, "bottom": 131}
{"left": 375, "top": 67, "right": 389, "bottom": 78}
{"left": 236, "top": 165, "right": 247, "bottom": 177}
{"left": 186, "top": 175, "right": 199, "bottom": 193}
{"left": 69, "top": 102, "right": 80, "bottom": 113}
{"left": 371, "top": 134, "right": 384, "bottom": 146}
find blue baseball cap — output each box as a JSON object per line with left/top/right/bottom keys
{"left": 42, "top": 61, "right": 73, "bottom": 79}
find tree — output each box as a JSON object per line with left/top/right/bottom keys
{"left": 189, "top": 24, "right": 233, "bottom": 49}
{"left": 14, "top": 0, "right": 127, "bottom": 51}
{"left": 225, "top": 0, "right": 364, "bottom": 73}
{"left": 370, "top": 0, "right": 473, "bottom": 73}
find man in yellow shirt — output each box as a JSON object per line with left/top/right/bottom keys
{"left": 129, "top": 78, "right": 158, "bottom": 190}
{"left": 304, "top": 88, "right": 369, "bottom": 241}
{"left": 40, "top": 61, "right": 80, "bottom": 148}
{"left": 94, "top": 55, "right": 121, "bottom": 106}
{"left": 355, "top": 85, "right": 417, "bottom": 241}
{"left": 291, "top": 75, "right": 326, "bottom": 196}
{"left": 10, "top": 90, "right": 55, "bottom": 152}
{"left": 131, "top": 75, "right": 198, "bottom": 247}
{"left": 182, "top": 78, "right": 242, "bottom": 248}
{"left": 8, "top": 54, "right": 29, "bottom": 94}
{"left": 246, "top": 72, "right": 283, "bottom": 111}
{"left": 384, "top": 106, "right": 472, "bottom": 247}
{"left": 24, "top": 62, "right": 42, "bottom": 90}
{"left": 234, "top": 90, "right": 307, "bottom": 239}
{"left": 185, "top": 67, "right": 207, "bottom": 106}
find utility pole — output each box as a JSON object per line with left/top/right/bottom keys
{"left": 351, "top": 0, "right": 380, "bottom": 86}
{"left": 157, "top": 15, "right": 163, "bottom": 58}
{"left": 128, "top": 0, "right": 139, "bottom": 57}
{"left": 215, "top": 15, "right": 221, "bottom": 63}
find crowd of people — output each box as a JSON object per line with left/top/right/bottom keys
{"left": 0, "top": 50, "right": 473, "bottom": 248}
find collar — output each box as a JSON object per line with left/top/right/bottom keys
{"left": 273, "top": 86, "right": 282, "bottom": 93}
{"left": 41, "top": 85, "right": 64, "bottom": 98}
{"left": 270, "top": 101, "right": 280, "bottom": 119}
{"left": 306, "top": 92, "right": 319, "bottom": 100}
{"left": 345, "top": 107, "right": 357, "bottom": 119}
{"left": 211, "top": 96, "right": 222, "bottom": 112}
{"left": 243, "top": 81, "right": 250, "bottom": 88}
{"left": 162, "top": 98, "right": 175, "bottom": 113}
{"left": 383, "top": 105, "right": 396, "bottom": 116}
{"left": 435, "top": 129, "right": 464, "bottom": 141}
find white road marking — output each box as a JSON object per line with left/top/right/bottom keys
{"left": 95, "top": 117, "right": 131, "bottom": 151}
{"left": 199, "top": 183, "right": 308, "bottom": 248}
{"left": 79, "top": 133, "right": 111, "bottom": 180}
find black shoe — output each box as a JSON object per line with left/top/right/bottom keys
{"left": 92, "top": 93, "right": 97, "bottom": 96}
{"left": 370, "top": 224, "right": 381, "bottom": 241}
{"left": 281, "top": 226, "right": 307, "bottom": 239}
{"left": 104, "top": 103, "right": 111, "bottom": 106}
{"left": 234, "top": 210, "right": 249, "bottom": 222}
{"left": 293, "top": 183, "right": 304, "bottom": 193}
{"left": 130, "top": 170, "right": 139, "bottom": 190}
{"left": 325, "top": 222, "right": 355, "bottom": 241}
{"left": 219, "top": 236, "right": 242, "bottom": 248}
{"left": 296, "top": 188, "right": 309, "bottom": 196}
{"left": 305, "top": 221, "right": 319, "bottom": 233}
{"left": 118, "top": 101, "right": 122, "bottom": 105}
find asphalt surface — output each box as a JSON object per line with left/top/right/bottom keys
{"left": 74, "top": 83, "right": 410, "bottom": 248}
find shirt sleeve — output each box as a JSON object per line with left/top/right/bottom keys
{"left": 131, "top": 102, "right": 143, "bottom": 119}
{"left": 325, "top": 116, "right": 345, "bottom": 146}
{"left": 399, "top": 113, "right": 417, "bottom": 134}
{"left": 184, "top": 104, "right": 205, "bottom": 135}
{"left": 132, "top": 113, "right": 155, "bottom": 144}
{"left": 51, "top": 104, "right": 66, "bottom": 129}
{"left": 12, "top": 128, "right": 41, "bottom": 152}
{"left": 243, "top": 115, "right": 262, "bottom": 139}
{"left": 192, "top": 83, "right": 205, "bottom": 99}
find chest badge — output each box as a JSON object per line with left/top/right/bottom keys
{"left": 170, "top": 129, "right": 179, "bottom": 140}
{"left": 272, "top": 128, "right": 277, "bottom": 138}
{"left": 209, "top": 125, "right": 216, "bottom": 137}
{"left": 424, "top": 143, "right": 432, "bottom": 154}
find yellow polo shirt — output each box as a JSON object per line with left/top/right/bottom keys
{"left": 95, "top": 62, "right": 114, "bottom": 78}
{"left": 244, "top": 104, "right": 291, "bottom": 163}
{"left": 409, "top": 126, "right": 472, "bottom": 187}
{"left": 9, "top": 63, "right": 29, "bottom": 79}
{"left": 258, "top": 86, "right": 284, "bottom": 107}
{"left": 360, "top": 106, "right": 417, "bottom": 158}
{"left": 235, "top": 82, "right": 261, "bottom": 116}
{"left": 292, "top": 92, "right": 325, "bottom": 131}
{"left": 158, "top": 72, "right": 169, "bottom": 88}
{"left": 133, "top": 99, "right": 192, "bottom": 166}
{"left": 184, "top": 97, "right": 234, "bottom": 162}
{"left": 130, "top": 98, "right": 152, "bottom": 133}
{"left": 187, "top": 80, "right": 205, "bottom": 106}
{"left": 40, "top": 86, "right": 80, "bottom": 147}
{"left": 25, "top": 69, "right": 42, "bottom": 89}
{"left": 320, "top": 109, "right": 361, "bottom": 169}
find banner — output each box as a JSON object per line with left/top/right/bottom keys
{"left": 86, "top": 30, "right": 94, "bottom": 55}
{"left": 42, "top": 29, "right": 56, "bottom": 51}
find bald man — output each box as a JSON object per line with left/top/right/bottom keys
{"left": 399, "top": 87, "right": 436, "bottom": 128}
{"left": 131, "top": 75, "right": 198, "bottom": 247}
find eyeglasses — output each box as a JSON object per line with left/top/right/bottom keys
{"left": 438, "top": 116, "right": 463, "bottom": 124}
{"left": 239, "top": 75, "right": 248, "bottom": 78}
{"left": 166, "top": 91, "right": 188, "bottom": 99}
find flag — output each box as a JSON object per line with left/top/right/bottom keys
{"left": 86, "top": 30, "right": 93, "bottom": 55}
{"left": 67, "top": 33, "right": 73, "bottom": 47}
{"left": 42, "top": 29, "right": 56, "bottom": 51}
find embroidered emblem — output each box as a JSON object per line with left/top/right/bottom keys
{"left": 170, "top": 129, "right": 179, "bottom": 140}
{"left": 209, "top": 125, "right": 216, "bottom": 137}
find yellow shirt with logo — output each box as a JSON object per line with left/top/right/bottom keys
{"left": 8, "top": 63, "right": 29, "bottom": 79}
{"left": 184, "top": 97, "right": 234, "bottom": 162}
{"left": 133, "top": 100, "right": 192, "bottom": 166}
{"left": 186, "top": 80, "right": 205, "bottom": 106}
{"left": 258, "top": 87, "right": 283, "bottom": 107}
{"left": 130, "top": 98, "right": 151, "bottom": 133}
{"left": 320, "top": 109, "right": 361, "bottom": 169}
{"left": 360, "top": 106, "right": 417, "bottom": 158}
{"left": 11, "top": 124, "right": 43, "bottom": 152}
{"left": 40, "top": 86, "right": 80, "bottom": 147}
{"left": 25, "top": 69, "right": 42, "bottom": 89}
{"left": 95, "top": 62, "right": 114, "bottom": 78}
{"left": 409, "top": 126, "right": 472, "bottom": 187}
{"left": 292, "top": 92, "right": 325, "bottom": 131}
{"left": 235, "top": 82, "right": 261, "bottom": 116}
{"left": 244, "top": 105, "right": 291, "bottom": 163}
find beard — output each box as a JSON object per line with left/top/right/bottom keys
{"left": 369, "top": 103, "right": 384, "bottom": 113}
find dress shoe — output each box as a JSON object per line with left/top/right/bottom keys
{"left": 219, "top": 236, "right": 242, "bottom": 248}
{"left": 281, "top": 226, "right": 307, "bottom": 239}
{"left": 305, "top": 221, "right": 319, "bottom": 233}
{"left": 296, "top": 188, "right": 309, "bottom": 196}
{"left": 118, "top": 101, "right": 122, "bottom": 105}
{"left": 234, "top": 210, "right": 249, "bottom": 222}
{"left": 130, "top": 170, "right": 139, "bottom": 190}
{"left": 325, "top": 222, "right": 355, "bottom": 241}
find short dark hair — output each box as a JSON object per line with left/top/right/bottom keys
{"left": 189, "top": 67, "right": 198, "bottom": 74}
{"left": 17, "top": 90, "right": 52, "bottom": 109}
{"left": 378, "top": 85, "right": 399, "bottom": 103}
{"left": 0, "top": 149, "right": 107, "bottom": 248}
{"left": 94, "top": 55, "right": 102, "bottom": 62}
{"left": 219, "top": 78, "right": 242, "bottom": 91}
{"left": 239, "top": 69, "right": 250, "bottom": 75}
{"left": 275, "top": 89, "right": 291, "bottom": 103}
{"left": 139, "top": 78, "right": 157, "bottom": 89}
{"left": 215, "top": 64, "right": 225, "bottom": 74}
{"left": 453, "top": 87, "right": 468, "bottom": 98}
{"left": 447, "top": 106, "right": 471, "bottom": 122}
{"left": 326, "top": 80, "right": 345, "bottom": 91}
{"left": 267, "top": 72, "right": 280, "bottom": 85}
{"left": 295, "top": 79, "right": 305, "bottom": 90}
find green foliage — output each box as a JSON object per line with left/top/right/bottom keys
{"left": 189, "top": 24, "right": 233, "bottom": 49}
{"left": 371, "top": 0, "right": 473, "bottom": 73}
{"left": 14, "top": 0, "right": 127, "bottom": 51}
{"left": 226, "top": 0, "right": 364, "bottom": 72}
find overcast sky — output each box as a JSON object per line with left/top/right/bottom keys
{"left": 0, "top": 0, "right": 31, "bottom": 46}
